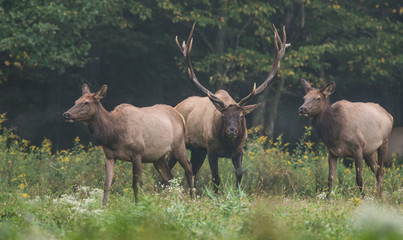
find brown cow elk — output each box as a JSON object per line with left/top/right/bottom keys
{"left": 168, "top": 24, "right": 290, "bottom": 192}
{"left": 298, "top": 79, "right": 393, "bottom": 199}
{"left": 63, "top": 84, "right": 194, "bottom": 205}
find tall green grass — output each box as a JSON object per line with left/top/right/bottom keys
{"left": 0, "top": 113, "right": 402, "bottom": 240}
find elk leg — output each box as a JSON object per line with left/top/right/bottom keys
{"left": 353, "top": 149, "right": 364, "bottom": 194}
{"left": 364, "top": 152, "right": 379, "bottom": 175}
{"left": 103, "top": 157, "right": 115, "bottom": 206}
{"left": 174, "top": 145, "right": 194, "bottom": 196}
{"left": 190, "top": 148, "right": 207, "bottom": 176}
{"left": 208, "top": 152, "right": 220, "bottom": 193}
{"left": 167, "top": 152, "right": 177, "bottom": 170}
{"left": 231, "top": 152, "right": 243, "bottom": 189}
{"left": 132, "top": 156, "right": 142, "bottom": 202}
{"left": 153, "top": 158, "right": 174, "bottom": 186}
{"left": 326, "top": 152, "right": 337, "bottom": 199}
{"left": 376, "top": 141, "right": 388, "bottom": 197}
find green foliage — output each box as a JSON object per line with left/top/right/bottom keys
{"left": 158, "top": 0, "right": 280, "bottom": 86}
{"left": 0, "top": 0, "right": 126, "bottom": 78}
{"left": 153, "top": 0, "right": 403, "bottom": 94}
{"left": 283, "top": 0, "right": 403, "bottom": 89}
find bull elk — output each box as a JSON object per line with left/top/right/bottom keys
{"left": 386, "top": 127, "right": 403, "bottom": 167}
{"left": 169, "top": 24, "right": 290, "bottom": 192}
{"left": 298, "top": 79, "right": 393, "bottom": 199}
{"left": 63, "top": 84, "right": 194, "bottom": 205}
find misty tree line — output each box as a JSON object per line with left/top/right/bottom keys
{"left": 0, "top": 0, "right": 401, "bottom": 149}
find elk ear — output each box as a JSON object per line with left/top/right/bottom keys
{"left": 82, "top": 84, "right": 91, "bottom": 95}
{"left": 243, "top": 104, "right": 260, "bottom": 115}
{"left": 321, "top": 81, "right": 335, "bottom": 97}
{"left": 94, "top": 85, "right": 107, "bottom": 100}
{"left": 301, "top": 79, "right": 313, "bottom": 93}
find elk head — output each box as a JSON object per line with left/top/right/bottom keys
{"left": 298, "top": 79, "right": 335, "bottom": 117}
{"left": 176, "top": 23, "right": 290, "bottom": 138}
{"left": 63, "top": 84, "right": 107, "bottom": 123}
{"left": 217, "top": 103, "right": 258, "bottom": 138}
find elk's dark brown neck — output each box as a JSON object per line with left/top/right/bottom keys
{"left": 310, "top": 105, "right": 341, "bottom": 146}
{"left": 87, "top": 104, "right": 123, "bottom": 147}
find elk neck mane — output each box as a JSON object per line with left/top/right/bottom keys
{"left": 310, "top": 103, "right": 342, "bottom": 146}
{"left": 87, "top": 103, "right": 125, "bottom": 147}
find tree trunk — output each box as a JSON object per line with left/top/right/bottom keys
{"left": 263, "top": 75, "right": 285, "bottom": 138}
{"left": 215, "top": 26, "right": 226, "bottom": 89}
{"left": 252, "top": 87, "right": 269, "bottom": 130}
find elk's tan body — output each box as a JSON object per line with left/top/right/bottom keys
{"left": 101, "top": 104, "right": 186, "bottom": 162}
{"left": 63, "top": 84, "right": 193, "bottom": 205}
{"left": 177, "top": 90, "right": 245, "bottom": 157}
{"left": 323, "top": 100, "right": 393, "bottom": 157}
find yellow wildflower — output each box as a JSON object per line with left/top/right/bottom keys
{"left": 305, "top": 141, "right": 313, "bottom": 149}
{"left": 20, "top": 193, "right": 29, "bottom": 198}
{"left": 349, "top": 198, "right": 360, "bottom": 206}
{"left": 257, "top": 136, "right": 268, "bottom": 144}
{"left": 254, "top": 125, "right": 262, "bottom": 133}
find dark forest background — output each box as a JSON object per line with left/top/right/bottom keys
{"left": 0, "top": 0, "right": 402, "bottom": 150}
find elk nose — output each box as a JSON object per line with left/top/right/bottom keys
{"left": 63, "top": 112, "right": 71, "bottom": 119}
{"left": 298, "top": 107, "right": 307, "bottom": 114}
{"left": 227, "top": 127, "right": 238, "bottom": 136}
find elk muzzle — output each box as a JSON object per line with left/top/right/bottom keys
{"left": 63, "top": 112, "right": 75, "bottom": 122}
{"left": 226, "top": 127, "right": 239, "bottom": 138}
{"left": 298, "top": 106, "right": 308, "bottom": 117}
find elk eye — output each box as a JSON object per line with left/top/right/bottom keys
{"left": 316, "top": 97, "right": 321, "bottom": 101}
{"left": 84, "top": 101, "right": 89, "bottom": 105}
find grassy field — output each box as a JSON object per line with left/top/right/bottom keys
{"left": 0, "top": 114, "right": 402, "bottom": 240}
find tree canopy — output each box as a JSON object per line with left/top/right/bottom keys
{"left": 0, "top": 0, "right": 401, "bottom": 148}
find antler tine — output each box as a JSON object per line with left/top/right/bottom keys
{"left": 176, "top": 23, "right": 227, "bottom": 108}
{"left": 237, "top": 83, "right": 256, "bottom": 107}
{"left": 237, "top": 24, "right": 290, "bottom": 106}
{"left": 186, "top": 23, "right": 195, "bottom": 50}
{"left": 273, "top": 24, "right": 280, "bottom": 53}
{"left": 282, "top": 25, "right": 287, "bottom": 47}
{"left": 188, "top": 37, "right": 193, "bottom": 54}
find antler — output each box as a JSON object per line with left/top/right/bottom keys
{"left": 237, "top": 25, "right": 291, "bottom": 107}
{"left": 176, "top": 23, "right": 227, "bottom": 109}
